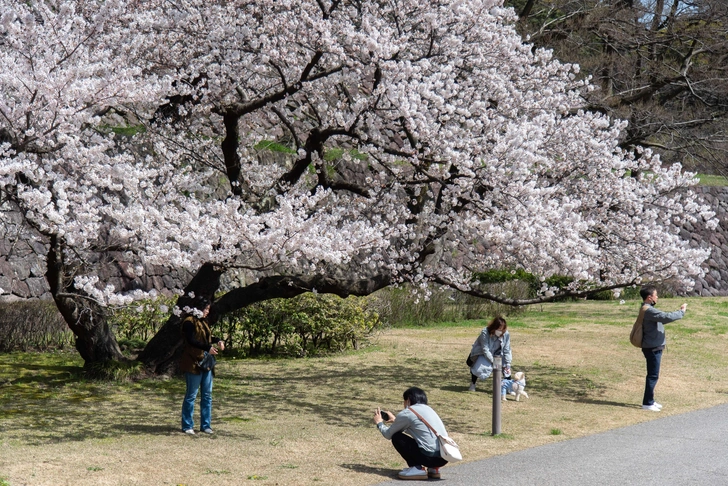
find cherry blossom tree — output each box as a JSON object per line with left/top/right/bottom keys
{"left": 0, "top": 0, "right": 715, "bottom": 373}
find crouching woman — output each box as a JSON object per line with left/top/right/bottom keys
{"left": 374, "top": 387, "right": 449, "bottom": 480}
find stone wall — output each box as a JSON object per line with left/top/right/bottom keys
{"left": 683, "top": 186, "right": 728, "bottom": 297}
{"left": 1, "top": 186, "right": 726, "bottom": 301}
{"left": 0, "top": 211, "right": 190, "bottom": 302}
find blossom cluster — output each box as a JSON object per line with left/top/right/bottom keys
{"left": 0, "top": 0, "right": 714, "bottom": 304}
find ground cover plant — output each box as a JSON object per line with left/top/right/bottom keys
{"left": 2, "top": 297, "right": 728, "bottom": 485}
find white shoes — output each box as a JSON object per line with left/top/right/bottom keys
{"left": 398, "top": 466, "right": 427, "bottom": 480}
{"left": 203, "top": 428, "right": 214, "bottom": 434}
{"left": 184, "top": 429, "right": 195, "bottom": 435}
{"left": 642, "top": 404, "right": 661, "bottom": 412}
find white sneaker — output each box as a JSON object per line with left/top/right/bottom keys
{"left": 654, "top": 402, "right": 663, "bottom": 410}
{"left": 642, "top": 404, "right": 661, "bottom": 412}
{"left": 183, "top": 429, "right": 195, "bottom": 435}
{"left": 398, "top": 466, "right": 427, "bottom": 480}
{"left": 202, "top": 428, "right": 214, "bottom": 434}
{"left": 468, "top": 383, "right": 476, "bottom": 392}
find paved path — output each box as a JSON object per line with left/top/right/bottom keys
{"left": 376, "top": 403, "right": 728, "bottom": 485}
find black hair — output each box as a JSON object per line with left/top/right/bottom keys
{"left": 640, "top": 285, "right": 657, "bottom": 301}
{"left": 403, "top": 387, "right": 428, "bottom": 405}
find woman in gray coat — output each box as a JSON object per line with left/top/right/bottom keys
{"left": 468, "top": 316, "right": 512, "bottom": 391}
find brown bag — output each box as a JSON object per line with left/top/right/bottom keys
{"left": 629, "top": 304, "right": 650, "bottom": 347}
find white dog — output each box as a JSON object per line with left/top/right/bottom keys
{"left": 509, "top": 371, "right": 529, "bottom": 401}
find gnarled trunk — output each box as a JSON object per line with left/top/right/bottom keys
{"left": 46, "top": 235, "right": 125, "bottom": 365}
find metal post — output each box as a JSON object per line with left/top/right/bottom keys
{"left": 492, "top": 355, "right": 502, "bottom": 435}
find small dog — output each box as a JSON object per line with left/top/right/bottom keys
{"left": 510, "top": 371, "right": 529, "bottom": 401}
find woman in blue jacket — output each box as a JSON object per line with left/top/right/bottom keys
{"left": 468, "top": 316, "right": 511, "bottom": 391}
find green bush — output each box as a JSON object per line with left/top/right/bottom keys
{"left": 218, "top": 293, "right": 380, "bottom": 357}
{"left": 108, "top": 295, "right": 177, "bottom": 351}
{"left": 0, "top": 300, "right": 72, "bottom": 352}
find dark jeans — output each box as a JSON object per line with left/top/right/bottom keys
{"left": 642, "top": 348, "right": 663, "bottom": 406}
{"left": 391, "top": 432, "right": 448, "bottom": 469}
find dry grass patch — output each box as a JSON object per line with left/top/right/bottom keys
{"left": 1, "top": 297, "right": 728, "bottom": 485}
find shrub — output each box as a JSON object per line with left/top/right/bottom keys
{"left": 218, "top": 293, "right": 380, "bottom": 357}
{"left": 0, "top": 300, "right": 72, "bottom": 352}
{"left": 108, "top": 295, "right": 177, "bottom": 352}
{"left": 368, "top": 283, "right": 529, "bottom": 327}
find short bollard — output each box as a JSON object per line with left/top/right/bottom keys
{"left": 492, "top": 355, "right": 502, "bottom": 435}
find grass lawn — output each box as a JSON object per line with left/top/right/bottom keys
{"left": 2, "top": 296, "right": 728, "bottom": 485}
{"left": 696, "top": 173, "right": 728, "bottom": 186}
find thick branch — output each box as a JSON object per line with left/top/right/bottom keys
{"left": 213, "top": 274, "right": 393, "bottom": 316}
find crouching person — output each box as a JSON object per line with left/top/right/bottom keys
{"left": 374, "top": 387, "right": 449, "bottom": 480}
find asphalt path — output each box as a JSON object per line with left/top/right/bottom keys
{"left": 376, "top": 403, "right": 728, "bottom": 485}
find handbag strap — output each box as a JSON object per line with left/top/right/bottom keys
{"left": 408, "top": 406, "right": 443, "bottom": 439}
{"left": 637, "top": 304, "right": 649, "bottom": 324}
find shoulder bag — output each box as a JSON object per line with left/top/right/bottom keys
{"left": 629, "top": 304, "right": 650, "bottom": 348}
{"left": 408, "top": 407, "right": 462, "bottom": 462}
{"left": 198, "top": 351, "right": 216, "bottom": 371}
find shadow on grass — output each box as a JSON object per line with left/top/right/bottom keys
{"left": 565, "top": 398, "right": 640, "bottom": 408}
{"left": 0, "top": 355, "right": 611, "bottom": 444}
{"left": 340, "top": 463, "right": 396, "bottom": 479}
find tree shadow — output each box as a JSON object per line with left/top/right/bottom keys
{"left": 0, "top": 353, "right": 618, "bottom": 444}
{"left": 339, "top": 463, "right": 396, "bottom": 479}
{"left": 564, "top": 398, "right": 640, "bottom": 408}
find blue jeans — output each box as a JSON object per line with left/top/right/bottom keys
{"left": 642, "top": 348, "right": 663, "bottom": 406}
{"left": 182, "top": 370, "right": 213, "bottom": 431}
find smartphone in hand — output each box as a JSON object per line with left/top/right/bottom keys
{"left": 380, "top": 411, "right": 392, "bottom": 421}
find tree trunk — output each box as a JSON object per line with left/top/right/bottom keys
{"left": 45, "top": 235, "right": 125, "bottom": 366}
{"left": 137, "top": 263, "right": 223, "bottom": 375}
{"left": 519, "top": 0, "right": 537, "bottom": 19}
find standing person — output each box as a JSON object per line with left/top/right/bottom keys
{"left": 639, "top": 285, "right": 687, "bottom": 412}
{"left": 373, "top": 387, "right": 449, "bottom": 480}
{"left": 467, "top": 316, "right": 512, "bottom": 391}
{"left": 179, "top": 297, "right": 226, "bottom": 435}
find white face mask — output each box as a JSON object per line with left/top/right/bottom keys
{"left": 494, "top": 330, "right": 503, "bottom": 337}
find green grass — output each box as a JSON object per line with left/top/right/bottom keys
{"left": 696, "top": 174, "right": 728, "bottom": 186}
{"left": 2, "top": 297, "right": 728, "bottom": 486}
{"left": 253, "top": 140, "right": 297, "bottom": 154}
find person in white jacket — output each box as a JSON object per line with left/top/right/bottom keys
{"left": 468, "top": 316, "right": 512, "bottom": 391}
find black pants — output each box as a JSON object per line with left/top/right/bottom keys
{"left": 392, "top": 431, "right": 448, "bottom": 468}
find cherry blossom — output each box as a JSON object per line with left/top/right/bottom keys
{"left": 0, "top": 0, "right": 715, "bottom": 311}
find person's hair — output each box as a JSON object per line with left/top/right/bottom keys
{"left": 486, "top": 316, "right": 507, "bottom": 334}
{"left": 403, "top": 387, "right": 428, "bottom": 405}
{"left": 640, "top": 286, "right": 657, "bottom": 301}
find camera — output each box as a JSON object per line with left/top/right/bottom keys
{"left": 380, "top": 411, "right": 392, "bottom": 421}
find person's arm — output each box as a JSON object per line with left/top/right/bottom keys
{"left": 478, "top": 329, "right": 494, "bottom": 363}
{"left": 376, "top": 409, "right": 411, "bottom": 440}
{"left": 646, "top": 306, "right": 685, "bottom": 324}
{"left": 211, "top": 336, "right": 225, "bottom": 351}
{"left": 182, "top": 319, "right": 211, "bottom": 351}
{"left": 502, "top": 332, "right": 512, "bottom": 368}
